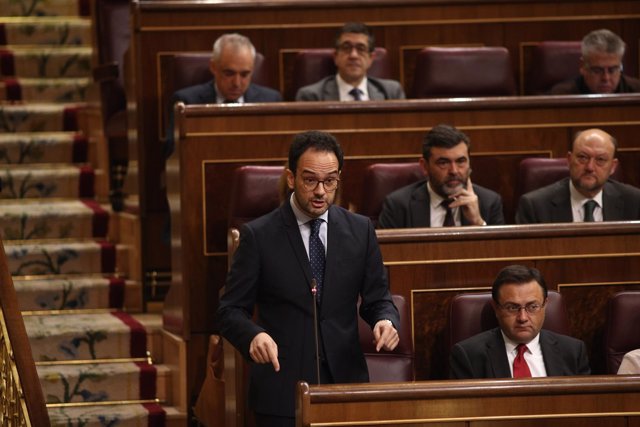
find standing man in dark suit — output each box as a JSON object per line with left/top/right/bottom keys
{"left": 378, "top": 124, "right": 504, "bottom": 229}
{"left": 450, "top": 265, "right": 590, "bottom": 379}
{"left": 295, "top": 22, "right": 405, "bottom": 101}
{"left": 516, "top": 128, "right": 640, "bottom": 223}
{"left": 217, "top": 130, "right": 400, "bottom": 427}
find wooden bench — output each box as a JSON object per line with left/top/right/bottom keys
{"left": 377, "top": 222, "right": 640, "bottom": 378}
{"left": 296, "top": 376, "right": 640, "bottom": 426}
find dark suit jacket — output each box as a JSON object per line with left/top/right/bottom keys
{"left": 217, "top": 201, "right": 399, "bottom": 417}
{"left": 549, "top": 74, "right": 640, "bottom": 95}
{"left": 172, "top": 79, "right": 282, "bottom": 104}
{"left": 166, "top": 79, "right": 282, "bottom": 156}
{"left": 450, "top": 328, "right": 591, "bottom": 379}
{"left": 516, "top": 177, "right": 640, "bottom": 224}
{"left": 295, "top": 75, "right": 405, "bottom": 101}
{"left": 377, "top": 179, "right": 505, "bottom": 229}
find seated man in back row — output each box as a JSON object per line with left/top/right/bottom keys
{"left": 516, "top": 128, "right": 640, "bottom": 223}
{"left": 166, "top": 33, "right": 282, "bottom": 155}
{"left": 295, "top": 22, "right": 405, "bottom": 101}
{"left": 550, "top": 28, "right": 640, "bottom": 94}
{"left": 450, "top": 265, "right": 591, "bottom": 379}
{"left": 378, "top": 124, "right": 504, "bottom": 229}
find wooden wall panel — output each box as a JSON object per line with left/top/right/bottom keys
{"left": 130, "top": 0, "right": 640, "bottom": 289}
{"left": 169, "top": 95, "right": 640, "bottom": 408}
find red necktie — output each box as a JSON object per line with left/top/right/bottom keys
{"left": 513, "top": 344, "right": 532, "bottom": 378}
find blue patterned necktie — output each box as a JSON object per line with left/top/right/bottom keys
{"left": 308, "top": 219, "right": 326, "bottom": 300}
{"left": 583, "top": 200, "right": 598, "bottom": 222}
{"left": 349, "top": 87, "right": 363, "bottom": 101}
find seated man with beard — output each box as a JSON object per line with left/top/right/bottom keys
{"left": 516, "top": 128, "right": 640, "bottom": 223}
{"left": 378, "top": 124, "right": 505, "bottom": 229}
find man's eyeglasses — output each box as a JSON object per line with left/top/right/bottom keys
{"left": 498, "top": 302, "right": 545, "bottom": 315}
{"left": 585, "top": 64, "right": 623, "bottom": 76}
{"left": 337, "top": 42, "right": 370, "bottom": 56}
{"left": 574, "top": 153, "right": 611, "bottom": 167}
{"left": 301, "top": 176, "right": 340, "bottom": 192}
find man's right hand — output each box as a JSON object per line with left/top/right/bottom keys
{"left": 249, "top": 332, "right": 280, "bottom": 372}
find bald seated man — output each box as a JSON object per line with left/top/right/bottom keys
{"left": 516, "top": 128, "right": 640, "bottom": 223}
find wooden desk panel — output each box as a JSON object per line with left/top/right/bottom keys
{"left": 377, "top": 223, "right": 640, "bottom": 378}
{"left": 296, "top": 376, "right": 640, "bottom": 427}
{"left": 170, "top": 95, "right": 640, "bottom": 407}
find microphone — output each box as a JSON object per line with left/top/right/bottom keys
{"left": 310, "top": 278, "right": 321, "bottom": 385}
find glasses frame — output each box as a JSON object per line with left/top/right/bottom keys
{"left": 498, "top": 301, "right": 546, "bottom": 315}
{"left": 300, "top": 176, "right": 340, "bottom": 192}
{"left": 574, "top": 153, "right": 612, "bottom": 167}
{"left": 336, "top": 42, "right": 371, "bottom": 56}
{"left": 585, "top": 64, "right": 623, "bottom": 76}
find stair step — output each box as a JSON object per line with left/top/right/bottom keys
{"left": 0, "top": 46, "right": 93, "bottom": 78}
{"left": 0, "top": 164, "right": 95, "bottom": 199}
{"left": 0, "top": 132, "right": 88, "bottom": 164}
{"left": 15, "top": 275, "right": 129, "bottom": 311}
{"left": 0, "top": 102, "right": 85, "bottom": 133}
{"left": 38, "top": 361, "right": 159, "bottom": 404}
{"left": 0, "top": 0, "right": 90, "bottom": 17}
{"left": 0, "top": 17, "right": 91, "bottom": 46}
{"left": 1, "top": 77, "right": 91, "bottom": 103}
{"left": 4, "top": 240, "right": 115, "bottom": 276}
{"left": 24, "top": 312, "right": 161, "bottom": 362}
{"left": 0, "top": 199, "right": 107, "bottom": 240}
{"left": 47, "top": 402, "right": 168, "bottom": 427}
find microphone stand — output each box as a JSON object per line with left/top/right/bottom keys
{"left": 310, "top": 278, "right": 321, "bottom": 385}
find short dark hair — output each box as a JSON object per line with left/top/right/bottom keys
{"left": 288, "top": 130, "right": 344, "bottom": 175}
{"left": 492, "top": 265, "right": 548, "bottom": 303}
{"left": 335, "top": 22, "right": 375, "bottom": 53}
{"left": 422, "top": 124, "right": 471, "bottom": 160}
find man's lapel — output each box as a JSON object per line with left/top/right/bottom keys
{"left": 602, "top": 181, "right": 624, "bottom": 220}
{"left": 281, "top": 202, "right": 314, "bottom": 288}
{"left": 487, "top": 329, "right": 512, "bottom": 377}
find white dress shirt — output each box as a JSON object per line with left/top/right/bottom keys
{"left": 336, "top": 74, "right": 370, "bottom": 101}
{"left": 289, "top": 193, "right": 328, "bottom": 258}
{"left": 502, "top": 331, "right": 547, "bottom": 377}
{"left": 569, "top": 180, "right": 603, "bottom": 222}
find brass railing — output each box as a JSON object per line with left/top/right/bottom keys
{"left": 0, "top": 306, "right": 31, "bottom": 427}
{"left": 0, "top": 238, "right": 50, "bottom": 426}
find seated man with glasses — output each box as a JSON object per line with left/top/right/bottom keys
{"left": 295, "top": 22, "right": 405, "bottom": 101}
{"left": 450, "top": 265, "right": 590, "bottom": 379}
{"left": 516, "top": 128, "right": 640, "bottom": 223}
{"left": 550, "top": 28, "right": 640, "bottom": 94}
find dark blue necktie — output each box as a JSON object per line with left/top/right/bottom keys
{"left": 309, "top": 219, "right": 326, "bottom": 300}
{"left": 349, "top": 88, "right": 362, "bottom": 101}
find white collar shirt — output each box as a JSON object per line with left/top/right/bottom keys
{"left": 501, "top": 331, "right": 547, "bottom": 377}
{"left": 428, "top": 182, "right": 460, "bottom": 226}
{"left": 569, "top": 180, "right": 603, "bottom": 222}
{"left": 336, "top": 74, "right": 370, "bottom": 101}
{"left": 290, "top": 193, "right": 328, "bottom": 257}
